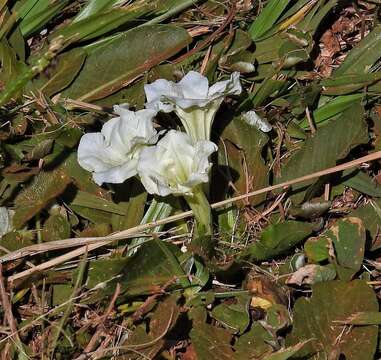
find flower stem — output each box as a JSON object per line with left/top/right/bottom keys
{"left": 184, "top": 186, "right": 214, "bottom": 258}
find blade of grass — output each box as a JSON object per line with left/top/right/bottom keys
{"left": 48, "top": 250, "right": 88, "bottom": 358}
{"left": 249, "top": 0, "right": 290, "bottom": 40}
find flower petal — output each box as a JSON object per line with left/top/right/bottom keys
{"left": 78, "top": 106, "right": 158, "bottom": 185}
{"left": 177, "top": 71, "right": 209, "bottom": 99}
{"left": 208, "top": 71, "right": 242, "bottom": 98}
{"left": 144, "top": 79, "right": 176, "bottom": 113}
{"left": 92, "top": 159, "right": 138, "bottom": 185}
{"left": 138, "top": 130, "right": 217, "bottom": 196}
{"left": 78, "top": 133, "right": 116, "bottom": 173}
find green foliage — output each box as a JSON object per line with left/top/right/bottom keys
{"left": 1, "top": 0, "right": 381, "bottom": 358}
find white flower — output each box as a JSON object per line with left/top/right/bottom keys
{"left": 242, "top": 110, "right": 272, "bottom": 132}
{"left": 78, "top": 105, "right": 158, "bottom": 185}
{"left": 137, "top": 130, "right": 217, "bottom": 196}
{"left": 144, "top": 71, "right": 242, "bottom": 141}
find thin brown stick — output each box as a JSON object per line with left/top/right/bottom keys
{"left": 0, "top": 264, "right": 24, "bottom": 353}
{"left": 82, "top": 283, "right": 121, "bottom": 355}
{"left": 4, "top": 150, "right": 381, "bottom": 283}
{"left": 173, "top": 2, "right": 237, "bottom": 64}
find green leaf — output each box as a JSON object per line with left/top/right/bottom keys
{"left": 321, "top": 72, "right": 381, "bottom": 95}
{"left": 86, "top": 240, "right": 188, "bottom": 301}
{"left": 299, "top": 93, "right": 364, "bottom": 129}
{"left": 277, "top": 103, "right": 368, "bottom": 195}
{"left": 71, "top": 191, "right": 127, "bottom": 215}
{"left": 337, "top": 312, "right": 381, "bottom": 326}
{"left": 211, "top": 293, "right": 250, "bottom": 334}
{"left": 121, "top": 294, "right": 181, "bottom": 359}
{"left": 73, "top": 0, "right": 126, "bottom": 22}
{"left": 63, "top": 24, "right": 191, "bottom": 102}
{"left": 325, "top": 217, "right": 366, "bottom": 280}
{"left": 18, "top": 0, "right": 70, "bottom": 36}
{"left": 190, "top": 318, "right": 235, "bottom": 360}
{"left": 287, "top": 280, "right": 379, "bottom": 359}
{"left": 350, "top": 200, "right": 381, "bottom": 250}
{"left": 265, "top": 342, "right": 307, "bottom": 360}
{"left": 13, "top": 170, "right": 71, "bottom": 229}
{"left": 41, "top": 214, "right": 71, "bottom": 242}
{"left": 61, "top": 152, "right": 111, "bottom": 199}
{"left": 248, "top": 0, "right": 289, "bottom": 40}
{"left": 217, "top": 115, "right": 269, "bottom": 206}
{"left": 240, "top": 221, "right": 313, "bottom": 261}
{"left": 127, "top": 197, "right": 173, "bottom": 255}
{"left": 233, "top": 322, "right": 273, "bottom": 359}
{"left": 334, "top": 25, "right": 381, "bottom": 75}
{"left": 33, "top": 48, "right": 86, "bottom": 97}
{"left": 0, "top": 230, "right": 35, "bottom": 254}
{"left": 341, "top": 169, "right": 381, "bottom": 197}
{"left": 304, "top": 236, "right": 331, "bottom": 263}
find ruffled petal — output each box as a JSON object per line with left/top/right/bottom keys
{"left": 78, "top": 106, "right": 158, "bottom": 185}
{"left": 137, "top": 130, "right": 217, "bottom": 196}
{"left": 92, "top": 159, "right": 138, "bottom": 185}
{"left": 208, "top": 71, "right": 242, "bottom": 98}
{"left": 77, "top": 133, "right": 115, "bottom": 173}
{"left": 177, "top": 71, "right": 209, "bottom": 99}
{"left": 144, "top": 79, "right": 176, "bottom": 113}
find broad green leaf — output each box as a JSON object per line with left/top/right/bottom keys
{"left": 289, "top": 200, "right": 331, "bottom": 219}
{"left": 350, "top": 200, "right": 381, "bottom": 250}
{"left": 287, "top": 280, "right": 378, "bottom": 359}
{"left": 211, "top": 293, "right": 250, "bottom": 334}
{"left": 41, "top": 214, "right": 71, "bottom": 242}
{"left": 324, "top": 217, "right": 366, "bottom": 280}
{"left": 337, "top": 312, "right": 381, "bottom": 326}
{"left": 13, "top": 170, "right": 71, "bottom": 229}
{"left": 0, "top": 230, "right": 35, "bottom": 254}
{"left": 217, "top": 115, "right": 269, "bottom": 206}
{"left": 110, "top": 178, "right": 147, "bottom": 231}
{"left": 71, "top": 191, "right": 127, "bottom": 215}
{"left": 304, "top": 236, "right": 331, "bottom": 263}
{"left": 86, "top": 240, "right": 188, "bottom": 301}
{"left": 62, "top": 24, "right": 191, "bottom": 101}
{"left": 190, "top": 318, "right": 235, "bottom": 360}
{"left": 277, "top": 103, "right": 368, "bottom": 195}
{"left": 233, "top": 322, "right": 273, "bottom": 359}
{"left": 62, "top": 152, "right": 111, "bottom": 199}
{"left": 33, "top": 48, "right": 86, "bottom": 97}
{"left": 0, "top": 39, "right": 27, "bottom": 87}
{"left": 240, "top": 221, "right": 313, "bottom": 261}
{"left": 265, "top": 342, "right": 307, "bottom": 360}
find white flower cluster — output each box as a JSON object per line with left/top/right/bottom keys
{"left": 78, "top": 71, "right": 242, "bottom": 196}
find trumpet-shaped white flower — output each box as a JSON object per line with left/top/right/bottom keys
{"left": 144, "top": 71, "right": 242, "bottom": 141}
{"left": 78, "top": 105, "right": 158, "bottom": 185}
{"left": 137, "top": 130, "right": 217, "bottom": 196}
